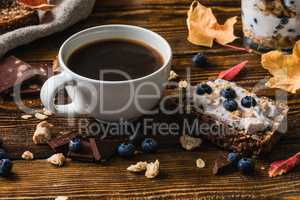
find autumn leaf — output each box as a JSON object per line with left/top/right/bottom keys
{"left": 261, "top": 40, "right": 300, "bottom": 93}
{"left": 187, "top": 1, "right": 238, "bottom": 47}
{"left": 17, "top": 0, "right": 55, "bottom": 11}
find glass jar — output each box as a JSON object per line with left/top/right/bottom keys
{"left": 242, "top": 0, "right": 300, "bottom": 51}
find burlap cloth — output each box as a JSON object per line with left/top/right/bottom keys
{"left": 0, "top": 0, "right": 96, "bottom": 58}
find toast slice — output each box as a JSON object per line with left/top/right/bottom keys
{"left": 186, "top": 79, "right": 288, "bottom": 156}
{"left": 0, "top": 0, "right": 39, "bottom": 35}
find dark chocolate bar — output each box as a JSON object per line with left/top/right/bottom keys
{"left": 213, "top": 153, "right": 234, "bottom": 175}
{"left": 0, "top": 56, "right": 48, "bottom": 95}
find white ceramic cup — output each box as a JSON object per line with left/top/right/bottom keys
{"left": 40, "top": 25, "right": 172, "bottom": 121}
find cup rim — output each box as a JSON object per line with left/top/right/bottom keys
{"left": 58, "top": 24, "right": 172, "bottom": 84}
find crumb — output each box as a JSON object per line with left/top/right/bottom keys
{"left": 22, "top": 151, "right": 34, "bottom": 160}
{"left": 29, "top": 84, "right": 39, "bottom": 90}
{"left": 55, "top": 196, "right": 68, "bottom": 200}
{"left": 178, "top": 80, "right": 188, "bottom": 89}
{"left": 145, "top": 160, "right": 159, "bottom": 179}
{"left": 168, "top": 70, "right": 179, "bottom": 81}
{"left": 261, "top": 166, "right": 265, "bottom": 170}
{"left": 59, "top": 131, "right": 72, "bottom": 135}
{"left": 134, "top": 150, "right": 142, "bottom": 155}
{"left": 43, "top": 108, "right": 53, "bottom": 116}
{"left": 35, "top": 113, "right": 48, "bottom": 120}
{"left": 21, "top": 114, "right": 32, "bottom": 119}
{"left": 33, "top": 121, "right": 53, "bottom": 144}
{"left": 127, "top": 161, "right": 148, "bottom": 172}
{"left": 180, "top": 134, "right": 202, "bottom": 151}
{"left": 47, "top": 153, "right": 65, "bottom": 167}
{"left": 196, "top": 158, "right": 205, "bottom": 168}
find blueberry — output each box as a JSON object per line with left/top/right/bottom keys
{"left": 244, "top": 37, "right": 258, "bottom": 50}
{"left": 238, "top": 158, "right": 255, "bottom": 174}
{"left": 223, "top": 99, "right": 238, "bottom": 112}
{"left": 227, "top": 152, "right": 239, "bottom": 166}
{"left": 192, "top": 53, "right": 208, "bottom": 67}
{"left": 0, "top": 159, "right": 13, "bottom": 176}
{"left": 0, "top": 149, "right": 8, "bottom": 160}
{"left": 220, "top": 88, "right": 236, "bottom": 99}
{"left": 201, "top": 84, "right": 213, "bottom": 94}
{"left": 117, "top": 143, "right": 135, "bottom": 158}
{"left": 288, "top": 29, "right": 296, "bottom": 33}
{"left": 241, "top": 96, "right": 257, "bottom": 108}
{"left": 68, "top": 138, "right": 81, "bottom": 152}
{"left": 141, "top": 138, "right": 158, "bottom": 153}
{"left": 280, "top": 16, "right": 289, "bottom": 25}
{"left": 196, "top": 85, "right": 205, "bottom": 95}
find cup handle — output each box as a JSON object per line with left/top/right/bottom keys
{"left": 40, "top": 72, "right": 77, "bottom": 115}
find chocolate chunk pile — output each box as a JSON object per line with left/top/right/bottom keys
{"left": 48, "top": 132, "right": 120, "bottom": 163}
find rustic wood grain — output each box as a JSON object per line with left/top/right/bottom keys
{"left": 0, "top": 0, "right": 300, "bottom": 199}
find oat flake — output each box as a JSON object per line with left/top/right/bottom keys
{"left": 145, "top": 160, "right": 160, "bottom": 179}
{"left": 22, "top": 151, "right": 34, "bottom": 160}
{"left": 35, "top": 113, "right": 48, "bottom": 120}
{"left": 196, "top": 158, "right": 206, "bottom": 168}
{"left": 21, "top": 114, "right": 32, "bottom": 119}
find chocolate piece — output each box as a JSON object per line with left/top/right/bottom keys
{"left": 68, "top": 140, "right": 94, "bottom": 162}
{"left": 213, "top": 153, "right": 233, "bottom": 175}
{"left": 0, "top": 56, "right": 47, "bottom": 94}
{"left": 47, "top": 132, "right": 78, "bottom": 153}
{"left": 94, "top": 138, "right": 119, "bottom": 162}
{"left": 70, "top": 138, "right": 120, "bottom": 163}
{"left": 89, "top": 138, "right": 101, "bottom": 161}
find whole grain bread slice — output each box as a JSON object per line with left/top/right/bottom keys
{"left": 0, "top": 0, "right": 39, "bottom": 35}
{"left": 189, "top": 99, "right": 288, "bottom": 156}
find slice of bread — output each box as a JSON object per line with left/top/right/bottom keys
{"left": 184, "top": 79, "right": 289, "bottom": 156}
{"left": 0, "top": 0, "right": 39, "bottom": 35}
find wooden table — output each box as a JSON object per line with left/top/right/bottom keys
{"left": 1, "top": 0, "right": 300, "bottom": 199}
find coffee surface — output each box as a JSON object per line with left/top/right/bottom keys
{"left": 67, "top": 39, "right": 164, "bottom": 81}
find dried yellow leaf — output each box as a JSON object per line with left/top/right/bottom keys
{"left": 187, "top": 1, "right": 238, "bottom": 47}
{"left": 261, "top": 40, "right": 300, "bottom": 93}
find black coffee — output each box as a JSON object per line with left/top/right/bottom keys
{"left": 67, "top": 39, "right": 164, "bottom": 81}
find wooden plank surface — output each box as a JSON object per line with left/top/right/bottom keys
{"left": 0, "top": 0, "right": 300, "bottom": 199}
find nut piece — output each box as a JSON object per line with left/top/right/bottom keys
{"left": 21, "top": 114, "right": 32, "bottom": 119}
{"left": 127, "top": 161, "right": 148, "bottom": 172}
{"left": 43, "top": 108, "right": 53, "bottom": 116}
{"left": 22, "top": 151, "right": 34, "bottom": 160}
{"left": 55, "top": 196, "right": 68, "bottom": 200}
{"left": 33, "top": 121, "right": 53, "bottom": 144}
{"left": 168, "top": 70, "right": 179, "bottom": 81}
{"left": 178, "top": 80, "right": 188, "bottom": 89}
{"left": 196, "top": 158, "right": 205, "bottom": 168}
{"left": 180, "top": 134, "right": 202, "bottom": 151}
{"left": 35, "top": 113, "right": 48, "bottom": 120}
{"left": 145, "top": 160, "right": 160, "bottom": 179}
{"left": 47, "top": 153, "right": 66, "bottom": 167}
